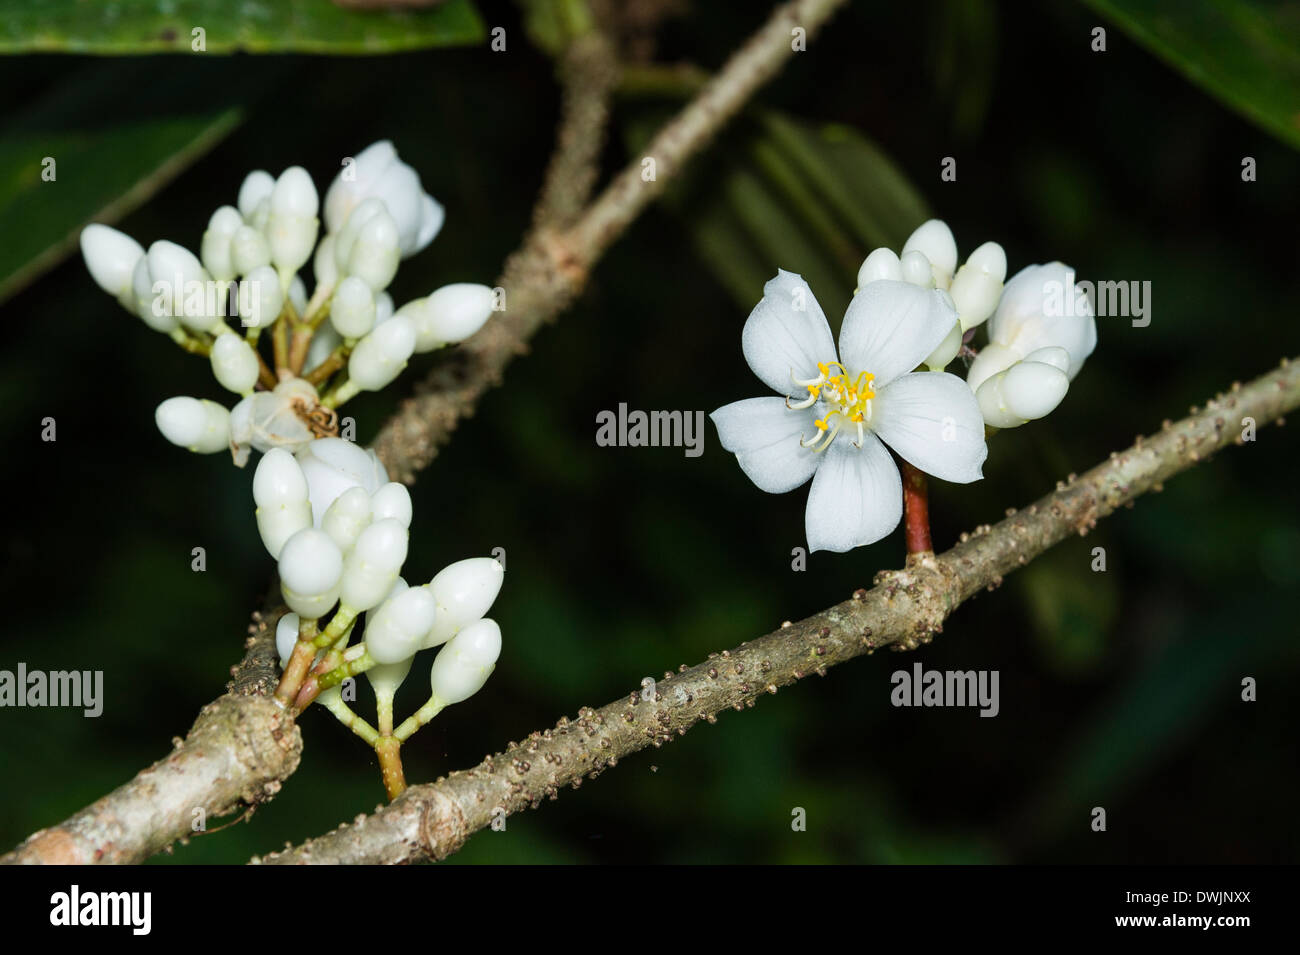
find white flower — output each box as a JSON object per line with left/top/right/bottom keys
{"left": 323, "top": 141, "right": 444, "bottom": 258}
{"left": 711, "top": 270, "right": 987, "bottom": 553}
{"left": 966, "top": 262, "right": 1097, "bottom": 428}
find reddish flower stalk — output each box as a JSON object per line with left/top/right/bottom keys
{"left": 901, "top": 460, "right": 932, "bottom": 555}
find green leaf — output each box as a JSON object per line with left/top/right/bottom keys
{"left": 0, "top": 58, "right": 291, "bottom": 305}
{"left": 623, "top": 106, "right": 930, "bottom": 317}
{"left": 1082, "top": 0, "right": 1300, "bottom": 150}
{"left": 0, "top": 0, "right": 484, "bottom": 54}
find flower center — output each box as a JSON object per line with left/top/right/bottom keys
{"left": 787, "top": 361, "right": 876, "bottom": 452}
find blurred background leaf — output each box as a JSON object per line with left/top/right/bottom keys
{"left": 0, "top": 0, "right": 484, "bottom": 54}
{"left": 0, "top": 58, "right": 298, "bottom": 305}
{"left": 1082, "top": 0, "right": 1300, "bottom": 150}
{"left": 624, "top": 101, "right": 930, "bottom": 321}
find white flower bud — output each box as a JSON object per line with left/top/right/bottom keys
{"left": 347, "top": 314, "right": 415, "bottom": 391}
{"left": 156, "top": 397, "right": 230, "bottom": 454}
{"left": 976, "top": 359, "right": 1069, "bottom": 429}
{"left": 330, "top": 276, "right": 376, "bottom": 338}
{"left": 267, "top": 167, "right": 319, "bottom": 273}
{"left": 366, "top": 586, "right": 438, "bottom": 664}
{"left": 288, "top": 275, "right": 308, "bottom": 315}
{"left": 131, "top": 257, "right": 178, "bottom": 333}
{"left": 365, "top": 659, "right": 412, "bottom": 699}
{"left": 923, "top": 320, "right": 963, "bottom": 371}
{"left": 855, "top": 247, "right": 902, "bottom": 289}
{"left": 902, "top": 219, "right": 958, "bottom": 288}
{"left": 370, "top": 482, "right": 412, "bottom": 528}
{"left": 989, "top": 262, "right": 1097, "bottom": 379}
{"left": 965, "top": 342, "right": 1020, "bottom": 394}
{"left": 1023, "top": 345, "right": 1070, "bottom": 374}
{"left": 283, "top": 585, "right": 339, "bottom": 620}
{"left": 231, "top": 225, "right": 271, "bottom": 276}
{"left": 384, "top": 575, "right": 410, "bottom": 601}
{"left": 279, "top": 528, "right": 344, "bottom": 618}
{"left": 271, "top": 166, "right": 319, "bottom": 220}
{"left": 254, "top": 448, "right": 312, "bottom": 558}
{"left": 295, "top": 437, "right": 388, "bottom": 526}
{"left": 305, "top": 323, "right": 341, "bottom": 374}
{"left": 345, "top": 208, "right": 401, "bottom": 291}
{"left": 321, "top": 485, "right": 372, "bottom": 554}
{"left": 313, "top": 234, "right": 339, "bottom": 289}
{"left": 237, "top": 170, "right": 275, "bottom": 220}
{"left": 248, "top": 197, "right": 271, "bottom": 233}
{"left": 409, "top": 283, "right": 494, "bottom": 352}
{"left": 238, "top": 265, "right": 283, "bottom": 329}
{"left": 210, "top": 333, "right": 259, "bottom": 394}
{"left": 275, "top": 611, "right": 301, "bottom": 667}
{"left": 148, "top": 240, "right": 223, "bottom": 334}
{"left": 200, "top": 206, "right": 244, "bottom": 281}
{"left": 429, "top": 618, "right": 501, "bottom": 705}
{"left": 81, "top": 224, "right": 144, "bottom": 303}
{"left": 424, "top": 556, "right": 504, "bottom": 648}
{"left": 374, "top": 291, "right": 394, "bottom": 325}
{"left": 334, "top": 199, "right": 385, "bottom": 269}
{"left": 340, "top": 518, "right": 408, "bottom": 611}
{"left": 323, "top": 140, "right": 444, "bottom": 258}
{"left": 899, "top": 250, "right": 935, "bottom": 289}
{"left": 950, "top": 241, "right": 1007, "bottom": 332}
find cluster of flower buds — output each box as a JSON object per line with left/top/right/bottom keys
{"left": 258, "top": 437, "right": 504, "bottom": 717}
{"left": 79, "top": 140, "right": 498, "bottom": 467}
{"left": 855, "top": 219, "right": 1095, "bottom": 429}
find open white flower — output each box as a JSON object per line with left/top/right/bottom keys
{"left": 966, "top": 262, "right": 1097, "bottom": 429}
{"left": 711, "top": 270, "right": 988, "bottom": 553}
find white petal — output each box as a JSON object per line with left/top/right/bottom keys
{"left": 741, "top": 270, "right": 836, "bottom": 396}
{"left": 710, "top": 397, "right": 821, "bottom": 493}
{"left": 838, "top": 280, "right": 957, "bottom": 387}
{"left": 412, "top": 193, "right": 445, "bottom": 257}
{"left": 872, "top": 372, "right": 987, "bottom": 484}
{"left": 804, "top": 435, "right": 901, "bottom": 553}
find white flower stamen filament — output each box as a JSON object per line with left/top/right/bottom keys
{"left": 795, "top": 362, "right": 876, "bottom": 452}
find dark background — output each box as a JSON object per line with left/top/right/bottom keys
{"left": 0, "top": 0, "right": 1296, "bottom": 864}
